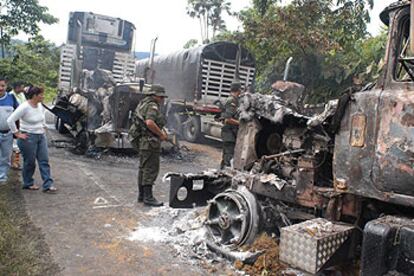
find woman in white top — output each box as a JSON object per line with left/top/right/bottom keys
{"left": 7, "top": 86, "right": 57, "bottom": 193}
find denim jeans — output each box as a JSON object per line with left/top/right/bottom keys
{"left": 18, "top": 133, "right": 54, "bottom": 190}
{"left": 0, "top": 132, "right": 13, "bottom": 181}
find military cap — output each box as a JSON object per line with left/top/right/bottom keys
{"left": 149, "top": 84, "right": 168, "bottom": 97}
{"left": 142, "top": 84, "right": 168, "bottom": 97}
{"left": 230, "top": 81, "right": 242, "bottom": 92}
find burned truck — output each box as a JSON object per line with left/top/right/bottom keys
{"left": 168, "top": 1, "right": 414, "bottom": 275}
{"left": 136, "top": 42, "right": 255, "bottom": 142}
{"left": 50, "top": 12, "right": 137, "bottom": 151}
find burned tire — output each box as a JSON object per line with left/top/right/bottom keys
{"left": 205, "top": 186, "right": 259, "bottom": 249}
{"left": 55, "top": 117, "right": 68, "bottom": 134}
{"left": 182, "top": 116, "right": 201, "bottom": 142}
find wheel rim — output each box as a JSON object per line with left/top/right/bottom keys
{"left": 206, "top": 187, "right": 259, "bottom": 249}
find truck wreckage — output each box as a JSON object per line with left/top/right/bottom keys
{"left": 50, "top": 12, "right": 254, "bottom": 152}
{"left": 167, "top": 2, "right": 414, "bottom": 275}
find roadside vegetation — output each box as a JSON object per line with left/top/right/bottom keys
{"left": 0, "top": 173, "right": 60, "bottom": 275}
{"left": 0, "top": 0, "right": 58, "bottom": 102}
{"left": 188, "top": 0, "right": 386, "bottom": 103}
{"left": 0, "top": 36, "right": 60, "bottom": 102}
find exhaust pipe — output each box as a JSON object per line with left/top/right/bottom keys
{"left": 147, "top": 36, "right": 158, "bottom": 84}
{"left": 283, "top": 57, "right": 293, "bottom": 81}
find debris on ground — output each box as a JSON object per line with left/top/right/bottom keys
{"left": 235, "top": 233, "right": 286, "bottom": 276}
{"left": 206, "top": 240, "right": 263, "bottom": 265}
{"left": 127, "top": 207, "right": 289, "bottom": 275}
{"left": 50, "top": 139, "right": 75, "bottom": 149}
{"left": 127, "top": 207, "right": 211, "bottom": 260}
{"left": 161, "top": 144, "right": 196, "bottom": 162}
{"left": 126, "top": 206, "right": 243, "bottom": 273}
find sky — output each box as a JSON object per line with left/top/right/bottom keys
{"left": 28, "top": 0, "right": 395, "bottom": 54}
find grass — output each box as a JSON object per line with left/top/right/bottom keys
{"left": 0, "top": 172, "right": 60, "bottom": 275}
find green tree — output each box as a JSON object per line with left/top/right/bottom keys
{"left": 0, "top": 36, "right": 60, "bottom": 102}
{"left": 183, "top": 38, "right": 199, "bottom": 49}
{"left": 224, "top": 0, "right": 381, "bottom": 102}
{"left": 186, "top": 0, "right": 233, "bottom": 43}
{"left": 0, "top": 0, "right": 58, "bottom": 58}
{"left": 253, "top": 0, "right": 278, "bottom": 16}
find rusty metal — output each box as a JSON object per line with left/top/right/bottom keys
{"left": 334, "top": 3, "right": 414, "bottom": 207}
{"left": 350, "top": 114, "right": 366, "bottom": 147}
{"left": 168, "top": 8, "right": 414, "bottom": 276}
{"left": 334, "top": 178, "right": 347, "bottom": 192}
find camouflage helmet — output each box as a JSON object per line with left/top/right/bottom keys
{"left": 230, "top": 81, "right": 242, "bottom": 92}
{"left": 144, "top": 84, "right": 167, "bottom": 97}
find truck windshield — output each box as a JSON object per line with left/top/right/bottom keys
{"left": 395, "top": 15, "right": 414, "bottom": 82}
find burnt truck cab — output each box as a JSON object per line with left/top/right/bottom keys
{"left": 167, "top": 1, "right": 414, "bottom": 275}
{"left": 334, "top": 1, "right": 414, "bottom": 208}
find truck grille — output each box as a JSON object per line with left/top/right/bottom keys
{"left": 201, "top": 59, "right": 255, "bottom": 104}
{"left": 58, "top": 44, "right": 77, "bottom": 92}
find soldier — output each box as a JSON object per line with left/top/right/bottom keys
{"left": 221, "top": 82, "right": 242, "bottom": 169}
{"left": 136, "top": 84, "right": 168, "bottom": 207}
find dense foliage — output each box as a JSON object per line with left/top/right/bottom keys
{"left": 0, "top": 0, "right": 57, "bottom": 57}
{"left": 217, "top": 0, "right": 386, "bottom": 103}
{"left": 0, "top": 36, "right": 60, "bottom": 102}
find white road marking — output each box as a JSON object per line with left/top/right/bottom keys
{"left": 76, "top": 164, "right": 121, "bottom": 204}
{"left": 94, "top": 197, "right": 109, "bottom": 205}
{"left": 92, "top": 204, "right": 122, "bottom": 209}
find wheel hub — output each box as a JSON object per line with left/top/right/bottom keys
{"left": 218, "top": 212, "right": 231, "bottom": 229}
{"left": 205, "top": 186, "right": 259, "bottom": 249}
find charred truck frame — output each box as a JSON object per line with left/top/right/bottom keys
{"left": 51, "top": 12, "right": 138, "bottom": 151}
{"left": 136, "top": 42, "right": 256, "bottom": 142}
{"left": 168, "top": 2, "right": 414, "bottom": 275}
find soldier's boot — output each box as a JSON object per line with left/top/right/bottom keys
{"left": 143, "top": 186, "right": 163, "bottom": 207}
{"left": 137, "top": 171, "right": 144, "bottom": 202}
{"left": 138, "top": 185, "right": 144, "bottom": 202}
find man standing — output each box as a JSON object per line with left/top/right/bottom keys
{"left": 10, "top": 81, "right": 26, "bottom": 170}
{"left": 10, "top": 81, "right": 26, "bottom": 104}
{"left": 221, "top": 82, "right": 242, "bottom": 169}
{"left": 0, "top": 77, "right": 19, "bottom": 183}
{"left": 136, "top": 84, "right": 168, "bottom": 207}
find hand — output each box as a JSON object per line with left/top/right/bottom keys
{"left": 15, "top": 132, "right": 28, "bottom": 140}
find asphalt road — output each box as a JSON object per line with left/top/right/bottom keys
{"left": 16, "top": 117, "right": 230, "bottom": 275}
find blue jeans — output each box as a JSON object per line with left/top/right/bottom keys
{"left": 0, "top": 132, "right": 13, "bottom": 181}
{"left": 18, "top": 133, "right": 54, "bottom": 190}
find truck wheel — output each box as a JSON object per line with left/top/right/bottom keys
{"left": 168, "top": 113, "right": 183, "bottom": 136}
{"left": 182, "top": 116, "right": 201, "bottom": 142}
{"left": 206, "top": 186, "right": 259, "bottom": 249}
{"left": 55, "top": 117, "right": 68, "bottom": 134}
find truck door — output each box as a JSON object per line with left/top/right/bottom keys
{"left": 373, "top": 10, "right": 414, "bottom": 198}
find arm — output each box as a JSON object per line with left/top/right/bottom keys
{"left": 145, "top": 119, "right": 168, "bottom": 141}
{"left": 223, "top": 99, "right": 239, "bottom": 126}
{"left": 224, "top": 118, "right": 239, "bottom": 126}
{"left": 7, "top": 105, "right": 28, "bottom": 139}
{"left": 41, "top": 104, "right": 47, "bottom": 130}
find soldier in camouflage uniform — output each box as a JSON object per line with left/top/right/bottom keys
{"left": 136, "top": 84, "right": 168, "bottom": 207}
{"left": 221, "top": 82, "right": 242, "bottom": 169}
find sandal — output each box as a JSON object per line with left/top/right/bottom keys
{"left": 43, "top": 186, "right": 57, "bottom": 193}
{"left": 23, "top": 185, "right": 40, "bottom": 190}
